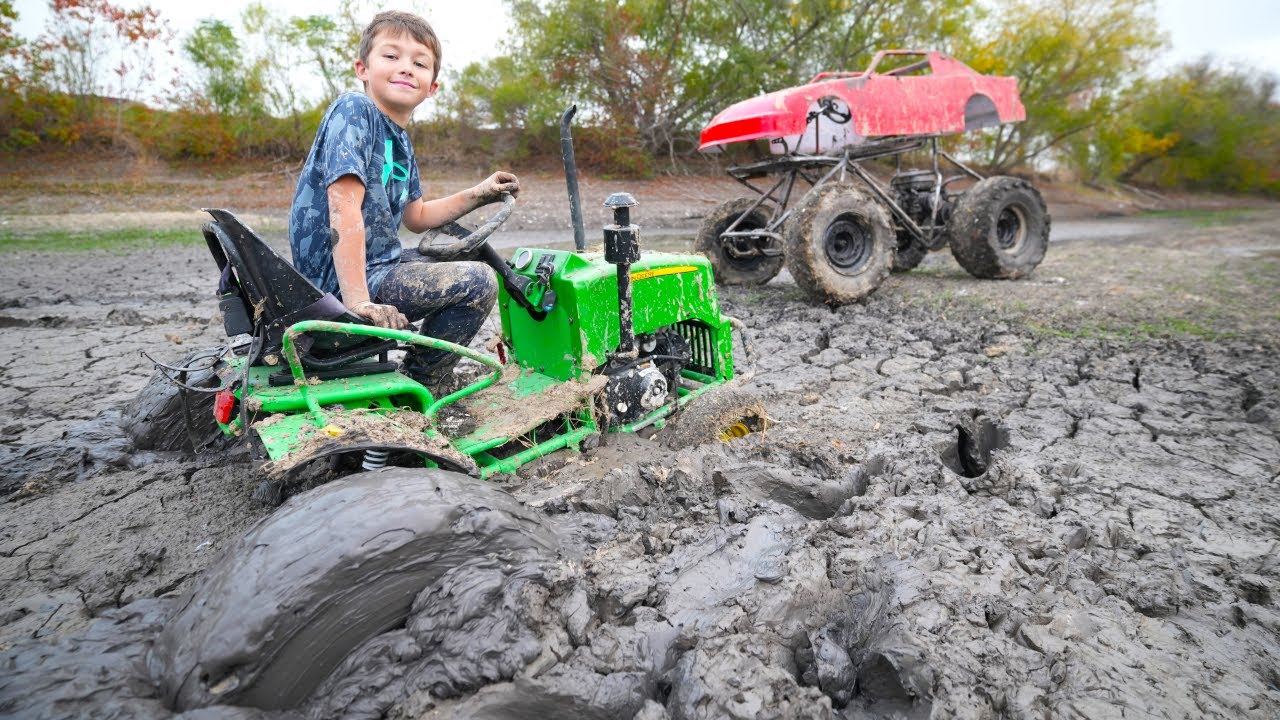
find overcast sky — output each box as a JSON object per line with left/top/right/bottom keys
{"left": 12, "top": 0, "right": 1279, "bottom": 92}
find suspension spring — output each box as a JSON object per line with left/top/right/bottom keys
{"left": 362, "top": 449, "right": 390, "bottom": 471}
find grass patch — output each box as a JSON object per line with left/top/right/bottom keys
{"left": 1029, "top": 316, "right": 1228, "bottom": 341}
{"left": 1137, "top": 208, "right": 1263, "bottom": 227}
{"left": 0, "top": 227, "right": 202, "bottom": 253}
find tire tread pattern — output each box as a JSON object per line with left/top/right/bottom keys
{"left": 947, "top": 176, "right": 1050, "bottom": 279}
{"left": 783, "top": 183, "right": 894, "bottom": 305}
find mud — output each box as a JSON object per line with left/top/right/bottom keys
{"left": 2, "top": 199, "right": 1279, "bottom": 718}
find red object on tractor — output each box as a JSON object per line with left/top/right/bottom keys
{"left": 698, "top": 50, "right": 1025, "bottom": 155}
{"left": 214, "top": 388, "right": 236, "bottom": 425}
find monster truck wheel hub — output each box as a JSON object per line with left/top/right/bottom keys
{"left": 996, "top": 205, "right": 1027, "bottom": 251}
{"left": 824, "top": 214, "right": 873, "bottom": 275}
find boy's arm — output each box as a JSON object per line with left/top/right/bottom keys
{"left": 328, "top": 175, "right": 408, "bottom": 330}
{"left": 402, "top": 171, "right": 520, "bottom": 233}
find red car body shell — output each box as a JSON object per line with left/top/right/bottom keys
{"left": 699, "top": 50, "right": 1025, "bottom": 152}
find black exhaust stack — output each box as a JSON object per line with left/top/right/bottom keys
{"left": 560, "top": 106, "right": 587, "bottom": 251}
{"left": 603, "top": 192, "right": 640, "bottom": 358}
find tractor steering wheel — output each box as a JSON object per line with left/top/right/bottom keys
{"left": 417, "top": 193, "right": 516, "bottom": 260}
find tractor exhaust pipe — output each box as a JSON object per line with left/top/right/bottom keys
{"left": 560, "top": 105, "right": 587, "bottom": 251}
{"left": 603, "top": 192, "right": 640, "bottom": 358}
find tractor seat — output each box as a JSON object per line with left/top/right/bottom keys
{"left": 202, "top": 208, "right": 398, "bottom": 381}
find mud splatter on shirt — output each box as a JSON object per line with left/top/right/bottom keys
{"left": 289, "top": 92, "right": 423, "bottom": 297}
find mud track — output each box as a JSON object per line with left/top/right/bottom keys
{"left": 1, "top": 194, "right": 1279, "bottom": 718}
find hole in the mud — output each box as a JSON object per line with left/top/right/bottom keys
{"left": 855, "top": 652, "right": 911, "bottom": 702}
{"left": 939, "top": 415, "right": 1008, "bottom": 479}
{"left": 1232, "top": 605, "right": 1247, "bottom": 628}
{"left": 1242, "top": 386, "right": 1261, "bottom": 412}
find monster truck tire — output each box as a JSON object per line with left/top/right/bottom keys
{"left": 151, "top": 468, "right": 556, "bottom": 712}
{"left": 892, "top": 232, "right": 929, "bottom": 273}
{"left": 661, "top": 386, "right": 768, "bottom": 449}
{"left": 783, "top": 183, "right": 894, "bottom": 305}
{"left": 947, "top": 176, "right": 1049, "bottom": 279}
{"left": 123, "top": 347, "right": 234, "bottom": 453}
{"left": 696, "top": 198, "right": 785, "bottom": 285}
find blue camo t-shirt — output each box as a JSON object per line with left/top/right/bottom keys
{"left": 289, "top": 92, "right": 423, "bottom": 298}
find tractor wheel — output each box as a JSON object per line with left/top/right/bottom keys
{"left": 152, "top": 468, "right": 557, "bottom": 712}
{"left": 695, "top": 198, "right": 785, "bottom": 286}
{"left": 947, "top": 176, "right": 1049, "bottom": 279}
{"left": 783, "top": 183, "right": 894, "bottom": 305}
{"left": 661, "top": 386, "right": 769, "bottom": 449}
{"left": 892, "top": 232, "right": 929, "bottom": 273}
{"left": 123, "top": 347, "right": 236, "bottom": 453}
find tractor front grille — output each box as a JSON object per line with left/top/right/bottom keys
{"left": 675, "top": 320, "right": 718, "bottom": 377}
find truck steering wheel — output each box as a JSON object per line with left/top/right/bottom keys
{"left": 417, "top": 193, "right": 516, "bottom": 259}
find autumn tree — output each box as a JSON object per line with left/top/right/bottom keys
{"left": 34, "top": 0, "right": 174, "bottom": 124}
{"left": 0, "top": 0, "right": 20, "bottom": 90}
{"left": 955, "top": 0, "right": 1163, "bottom": 172}
{"left": 1119, "top": 59, "right": 1279, "bottom": 194}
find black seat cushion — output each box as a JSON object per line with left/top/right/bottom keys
{"left": 202, "top": 208, "right": 395, "bottom": 369}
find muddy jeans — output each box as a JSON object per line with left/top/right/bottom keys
{"left": 374, "top": 249, "right": 497, "bottom": 388}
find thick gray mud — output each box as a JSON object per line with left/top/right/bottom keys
{"left": 2, "top": 209, "right": 1279, "bottom": 718}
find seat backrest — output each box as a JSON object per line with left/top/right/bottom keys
{"left": 202, "top": 208, "right": 383, "bottom": 363}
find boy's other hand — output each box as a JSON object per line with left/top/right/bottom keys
{"left": 351, "top": 301, "right": 409, "bottom": 330}
{"left": 473, "top": 172, "right": 520, "bottom": 205}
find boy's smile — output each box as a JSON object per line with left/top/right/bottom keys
{"left": 356, "top": 31, "right": 439, "bottom": 126}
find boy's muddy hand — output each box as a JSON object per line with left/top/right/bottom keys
{"left": 473, "top": 172, "right": 520, "bottom": 204}
{"left": 351, "top": 301, "right": 409, "bottom": 330}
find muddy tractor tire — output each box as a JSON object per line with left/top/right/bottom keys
{"left": 151, "top": 468, "right": 556, "bottom": 712}
{"left": 783, "top": 183, "right": 894, "bottom": 305}
{"left": 891, "top": 233, "right": 929, "bottom": 273}
{"left": 661, "top": 386, "right": 769, "bottom": 449}
{"left": 124, "top": 347, "right": 234, "bottom": 453}
{"left": 947, "top": 176, "right": 1049, "bottom": 279}
{"left": 696, "top": 198, "right": 785, "bottom": 286}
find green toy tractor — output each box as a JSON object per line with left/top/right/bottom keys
{"left": 150, "top": 109, "right": 753, "bottom": 498}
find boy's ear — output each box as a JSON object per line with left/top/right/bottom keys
{"left": 424, "top": 80, "right": 439, "bottom": 98}
{"left": 355, "top": 59, "right": 369, "bottom": 84}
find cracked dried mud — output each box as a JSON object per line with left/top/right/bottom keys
{"left": 1, "top": 177, "right": 1278, "bottom": 719}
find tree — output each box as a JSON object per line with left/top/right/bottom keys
{"left": 282, "top": 14, "right": 357, "bottom": 103}
{"left": 24, "top": 0, "right": 173, "bottom": 145}
{"left": 1119, "top": 59, "right": 1279, "bottom": 194}
{"left": 184, "top": 19, "right": 267, "bottom": 116}
{"left": 446, "top": 0, "right": 976, "bottom": 161}
{"left": 237, "top": 1, "right": 362, "bottom": 118}
{"left": 955, "top": 0, "right": 1164, "bottom": 172}
{"left": 0, "top": 0, "right": 21, "bottom": 92}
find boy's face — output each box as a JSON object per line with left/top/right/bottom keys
{"left": 355, "top": 30, "right": 439, "bottom": 123}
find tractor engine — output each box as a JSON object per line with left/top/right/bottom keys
{"left": 603, "top": 330, "right": 693, "bottom": 424}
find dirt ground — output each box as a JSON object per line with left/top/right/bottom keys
{"left": 1, "top": 156, "right": 1279, "bottom": 718}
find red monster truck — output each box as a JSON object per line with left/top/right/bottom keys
{"left": 696, "top": 50, "right": 1049, "bottom": 305}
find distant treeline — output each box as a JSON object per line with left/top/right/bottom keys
{"left": 1, "top": 0, "right": 1276, "bottom": 195}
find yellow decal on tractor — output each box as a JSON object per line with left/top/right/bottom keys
{"left": 632, "top": 265, "right": 699, "bottom": 281}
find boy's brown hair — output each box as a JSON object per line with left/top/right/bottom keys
{"left": 358, "top": 11, "right": 442, "bottom": 84}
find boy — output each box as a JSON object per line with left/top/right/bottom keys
{"left": 289, "top": 11, "right": 519, "bottom": 389}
